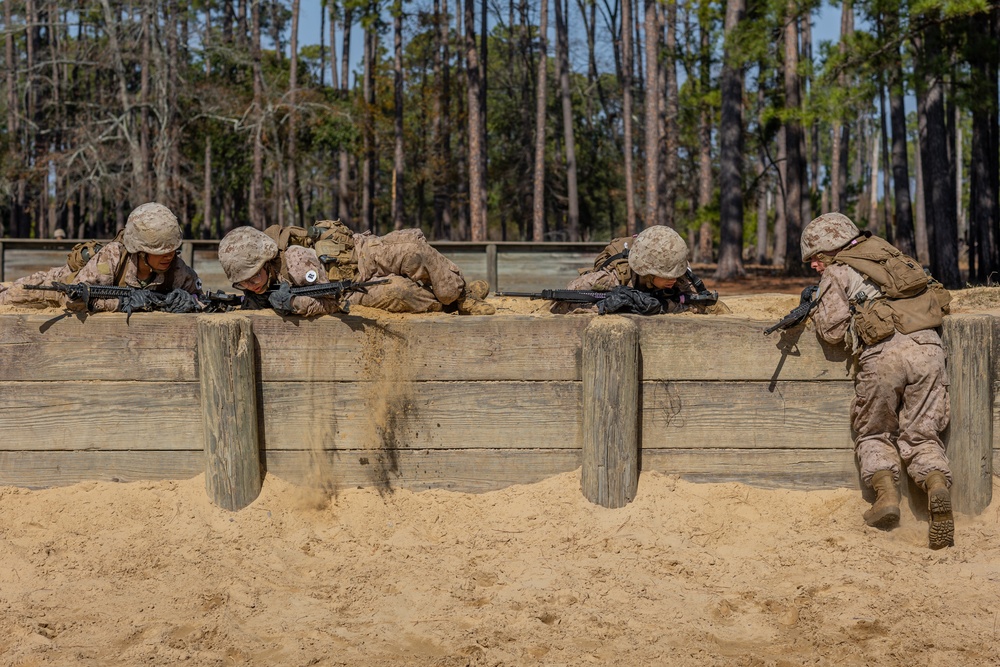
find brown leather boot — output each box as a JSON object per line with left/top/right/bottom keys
{"left": 925, "top": 471, "right": 954, "bottom": 549}
{"left": 863, "top": 470, "right": 900, "bottom": 530}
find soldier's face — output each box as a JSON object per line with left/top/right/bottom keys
{"left": 236, "top": 267, "right": 270, "bottom": 294}
{"left": 146, "top": 251, "right": 176, "bottom": 272}
{"left": 650, "top": 276, "right": 677, "bottom": 289}
{"left": 809, "top": 258, "right": 827, "bottom": 274}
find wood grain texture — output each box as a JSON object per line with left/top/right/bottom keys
{"left": 581, "top": 316, "right": 639, "bottom": 508}
{"left": 635, "top": 315, "right": 853, "bottom": 381}
{"left": 0, "top": 312, "right": 198, "bottom": 381}
{"left": 197, "top": 316, "right": 262, "bottom": 510}
{"left": 942, "top": 315, "right": 994, "bottom": 514}
{"left": 0, "top": 450, "right": 203, "bottom": 488}
{"left": 641, "top": 380, "right": 855, "bottom": 449}
{"left": 640, "top": 448, "right": 859, "bottom": 489}
{"left": 259, "top": 381, "right": 582, "bottom": 450}
{"left": 0, "top": 381, "right": 202, "bottom": 449}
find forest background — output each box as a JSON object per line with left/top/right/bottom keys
{"left": 0, "top": 0, "right": 996, "bottom": 285}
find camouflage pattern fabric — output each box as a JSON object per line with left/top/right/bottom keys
{"left": 347, "top": 228, "right": 466, "bottom": 312}
{"left": 273, "top": 245, "right": 342, "bottom": 317}
{"left": 812, "top": 263, "right": 951, "bottom": 490}
{"left": 0, "top": 241, "right": 201, "bottom": 312}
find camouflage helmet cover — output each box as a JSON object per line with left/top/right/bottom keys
{"left": 627, "top": 225, "right": 689, "bottom": 280}
{"left": 123, "top": 202, "right": 183, "bottom": 254}
{"left": 219, "top": 226, "right": 279, "bottom": 284}
{"left": 801, "top": 212, "right": 861, "bottom": 261}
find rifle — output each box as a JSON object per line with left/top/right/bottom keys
{"left": 200, "top": 289, "right": 244, "bottom": 312}
{"left": 248, "top": 277, "right": 390, "bottom": 314}
{"left": 763, "top": 285, "right": 819, "bottom": 335}
{"left": 24, "top": 282, "right": 156, "bottom": 321}
{"left": 496, "top": 268, "right": 719, "bottom": 308}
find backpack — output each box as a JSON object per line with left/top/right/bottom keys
{"left": 263, "top": 220, "right": 358, "bottom": 281}
{"left": 581, "top": 236, "right": 635, "bottom": 284}
{"left": 835, "top": 235, "right": 951, "bottom": 342}
{"left": 65, "top": 230, "right": 127, "bottom": 284}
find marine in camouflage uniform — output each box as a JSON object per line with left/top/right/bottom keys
{"left": 219, "top": 227, "right": 343, "bottom": 317}
{"left": 0, "top": 203, "right": 201, "bottom": 311}
{"left": 562, "top": 225, "right": 729, "bottom": 314}
{"left": 803, "top": 212, "right": 954, "bottom": 549}
{"left": 345, "top": 228, "right": 493, "bottom": 315}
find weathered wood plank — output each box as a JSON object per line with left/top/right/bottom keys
{"left": 0, "top": 382, "right": 202, "bottom": 450}
{"left": 263, "top": 448, "right": 582, "bottom": 493}
{"left": 251, "top": 315, "right": 589, "bottom": 382}
{"left": 0, "top": 451, "right": 204, "bottom": 488}
{"left": 942, "top": 315, "right": 994, "bottom": 514}
{"left": 635, "top": 315, "right": 853, "bottom": 381}
{"left": 0, "top": 312, "right": 198, "bottom": 381}
{"left": 198, "top": 315, "right": 262, "bottom": 510}
{"left": 641, "top": 381, "right": 855, "bottom": 449}
{"left": 260, "top": 381, "right": 583, "bottom": 450}
{"left": 582, "top": 317, "right": 639, "bottom": 508}
{"left": 640, "top": 448, "right": 859, "bottom": 489}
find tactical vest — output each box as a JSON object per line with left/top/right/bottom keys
{"left": 834, "top": 234, "right": 951, "bottom": 344}
{"left": 65, "top": 230, "right": 128, "bottom": 285}
{"left": 581, "top": 236, "right": 635, "bottom": 285}
{"left": 263, "top": 220, "right": 358, "bottom": 282}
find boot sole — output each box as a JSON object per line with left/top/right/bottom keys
{"left": 864, "top": 506, "right": 900, "bottom": 531}
{"left": 928, "top": 489, "right": 955, "bottom": 549}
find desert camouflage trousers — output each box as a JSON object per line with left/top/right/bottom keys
{"left": 346, "top": 229, "right": 465, "bottom": 313}
{"left": 852, "top": 330, "right": 952, "bottom": 490}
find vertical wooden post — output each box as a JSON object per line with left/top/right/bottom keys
{"left": 581, "top": 316, "right": 640, "bottom": 508}
{"left": 486, "top": 243, "right": 498, "bottom": 292}
{"left": 0, "top": 241, "right": 6, "bottom": 281}
{"left": 197, "top": 314, "right": 262, "bottom": 511}
{"left": 942, "top": 315, "right": 993, "bottom": 515}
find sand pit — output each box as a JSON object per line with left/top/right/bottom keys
{"left": 1, "top": 290, "right": 999, "bottom": 666}
{"left": 1, "top": 473, "right": 998, "bottom": 666}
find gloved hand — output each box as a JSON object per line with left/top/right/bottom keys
{"left": 800, "top": 284, "right": 819, "bottom": 305}
{"left": 61, "top": 283, "right": 91, "bottom": 312}
{"left": 117, "top": 289, "right": 161, "bottom": 314}
{"left": 267, "top": 282, "right": 295, "bottom": 315}
{"left": 597, "top": 286, "right": 663, "bottom": 315}
{"left": 161, "top": 288, "right": 202, "bottom": 313}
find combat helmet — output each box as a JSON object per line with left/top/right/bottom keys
{"left": 123, "top": 202, "right": 183, "bottom": 255}
{"left": 219, "top": 226, "right": 279, "bottom": 284}
{"left": 627, "top": 225, "right": 689, "bottom": 280}
{"left": 801, "top": 212, "right": 861, "bottom": 261}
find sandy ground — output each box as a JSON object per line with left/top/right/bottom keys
{"left": 1, "top": 473, "right": 999, "bottom": 667}
{"left": 2, "top": 288, "right": 1000, "bottom": 666}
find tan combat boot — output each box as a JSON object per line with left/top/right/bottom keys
{"left": 465, "top": 279, "right": 490, "bottom": 300}
{"left": 863, "top": 470, "right": 900, "bottom": 530}
{"left": 456, "top": 280, "right": 495, "bottom": 315}
{"left": 925, "top": 471, "right": 954, "bottom": 549}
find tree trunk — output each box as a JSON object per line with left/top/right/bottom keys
{"left": 556, "top": 0, "right": 579, "bottom": 240}
{"left": 830, "top": 0, "right": 852, "bottom": 212}
{"left": 783, "top": 0, "right": 805, "bottom": 272}
{"left": 696, "top": 20, "right": 712, "bottom": 262}
{"left": 531, "top": 0, "right": 549, "bottom": 241}
{"left": 392, "top": 1, "right": 405, "bottom": 230}
{"left": 642, "top": 0, "right": 658, "bottom": 231}
{"left": 466, "top": 0, "right": 487, "bottom": 240}
{"left": 621, "top": 0, "right": 636, "bottom": 234}
{"left": 362, "top": 26, "right": 376, "bottom": 232}
{"left": 886, "top": 8, "right": 915, "bottom": 257}
{"left": 968, "top": 10, "right": 999, "bottom": 282}
{"left": 663, "top": 0, "right": 678, "bottom": 229}
{"left": 250, "top": 0, "right": 265, "bottom": 229}
{"left": 915, "top": 24, "right": 961, "bottom": 287}
{"left": 287, "top": 0, "right": 301, "bottom": 227}
{"left": 338, "top": 6, "right": 353, "bottom": 226}
{"left": 715, "top": 0, "right": 746, "bottom": 280}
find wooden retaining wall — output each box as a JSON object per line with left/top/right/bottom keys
{"left": 0, "top": 311, "right": 993, "bottom": 514}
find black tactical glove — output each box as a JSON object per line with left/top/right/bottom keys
{"left": 267, "top": 281, "right": 295, "bottom": 315}
{"left": 596, "top": 286, "right": 663, "bottom": 315}
{"left": 61, "top": 283, "right": 91, "bottom": 312}
{"left": 117, "top": 289, "right": 161, "bottom": 315}
{"left": 800, "top": 284, "right": 819, "bottom": 305}
{"left": 161, "top": 288, "right": 202, "bottom": 313}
